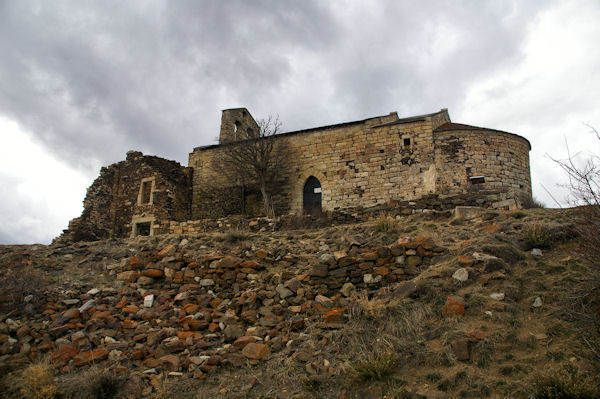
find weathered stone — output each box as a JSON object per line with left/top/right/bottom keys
{"left": 340, "top": 282, "right": 356, "bottom": 297}
{"left": 117, "top": 271, "right": 139, "bottom": 282}
{"left": 452, "top": 268, "right": 469, "bottom": 282}
{"left": 242, "top": 343, "right": 270, "bottom": 360}
{"left": 311, "top": 264, "right": 329, "bottom": 278}
{"left": 443, "top": 296, "right": 466, "bottom": 316}
{"left": 276, "top": 284, "right": 293, "bottom": 299}
{"left": 144, "top": 294, "right": 154, "bottom": 308}
{"left": 451, "top": 338, "right": 470, "bottom": 361}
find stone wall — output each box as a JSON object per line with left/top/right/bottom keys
{"left": 59, "top": 151, "right": 192, "bottom": 242}
{"left": 433, "top": 125, "right": 531, "bottom": 200}
{"left": 189, "top": 109, "right": 531, "bottom": 219}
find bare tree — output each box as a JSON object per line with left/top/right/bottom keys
{"left": 215, "top": 115, "right": 290, "bottom": 218}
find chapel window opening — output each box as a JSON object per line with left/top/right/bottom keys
{"left": 141, "top": 180, "right": 152, "bottom": 204}
{"left": 134, "top": 222, "right": 151, "bottom": 237}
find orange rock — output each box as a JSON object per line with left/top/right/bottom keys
{"left": 240, "top": 260, "right": 260, "bottom": 268}
{"left": 52, "top": 345, "right": 77, "bottom": 363}
{"left": 233, "top": 336, "right": 257, "bottom": 348}
{"left": 457, "top": 255, "right": 474, "bottom": 267}
{"left": 322, "top": 308, "right": 345, "bottom": 323}
{"left": 208, "top": 322, "right": 219, "bottom": 332}
{"left": 117, "top": 270, "right": 139, "bottom": 282}
{"left": 160, "top": 354, "right": 180, "bottom": 371}
{"left": 142, "top": 269, "right": 164, "bottom": 278}
{"left": 255, "top": 249, "right": 268, "bottom": 259}
{"left": 158, "top": 245, "right": 176, "bottom": 257}
{"left": 187, "top": 319, "right": 207, "bottom": 331}
{"left": 123, "top": 319, "right": 138, "bottom": 329}
{"left": 373, "top": 266, "right": 389, "bottom": 276}
{"left": 443, "top": 296, "right": 466, "bottom": 316}
{"left": 122, "top": 305, "right": 139, "bottom": 313}
{"left": 242, "top": 343, "right": 270, "bottom": 360}
{"left": 129, "top": 256, "right": 143, "bottom": 267}
{"left": 91, "top": 311, "right": 111, "bottom": 320}
{"left": 176, "top": 331, "right": 196, "bottom": 339}
{"left": 115, "top": 297, "right": 127, "bottom": 309}
{"left": 183, "top": 303, "right": 199, "bottom": 314}
{"left": 413, "top": 236, "right": 435, "bottom": 249}
{"left": 74, "top": 349, "right": 108, "bottom": 367}
{"left": 209, "top": 298, "right": 222, "bottom": 308}
{"left": 484, "top": 223, "right": 502, "bottom": 232}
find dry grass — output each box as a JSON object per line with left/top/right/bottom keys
{"left": 372, "top": 215, "right": 399, "bottom": 233}
{"left": 521, "top": 222, "right": 556, "bottom": 250}
{"left": 0, "top": 363, "right": 60, "bottom": 399}
{"left": 530, "top": 365, "right": 600, "bottom": 399}
{"left": 351, "top": 351, "right": 398, "bottom": 381}
{"left": 0, "top": 265, "right": 46, "bottom": 314}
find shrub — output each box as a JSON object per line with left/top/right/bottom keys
{"left": 351, "top": 351, "right": 397, "bottom": 381}
{"left": 373, "top": 215, "right": 399, "bottom": 233}
{"left": 0, "top": 266, "right": 46, "bottom": 313}
{"left": 530, "top": 366, "right": 600, "bottom": 399}
{"left": 59, "top": 367, "right": 123, "bottom": 399}
{"left": 18, "top": 364, "right": 59, "bottom": 399}
{"left": 521, "top": 222, "right": 555, "bottom": 250}
{"left": 522, "top": 196, "right": 546, "bottom": 209}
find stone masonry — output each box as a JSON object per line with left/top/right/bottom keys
{"left": 189, "top": 108, "right": 531, "bottom": 219}
{"left": 61, "top": 107, "right": 532, "bottom": 241}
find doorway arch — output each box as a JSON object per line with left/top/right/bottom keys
{"left": 303, "top": 176, "right": 322, "bottom": 215}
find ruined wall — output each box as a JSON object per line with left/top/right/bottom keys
{"left": 60, "top": 151, "right": 191, "bottom": 242}
{"left": 433, "top": 125, "right": 532, "bottom": 201}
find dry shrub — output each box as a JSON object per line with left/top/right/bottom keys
{"left": 16, "top": 363, "right": 59, "bottom": 399}
{"left": 60, "top": 367, "right": 122, "bottom": 399}
{"left": 339, "top": 297, "right": 433, "bottom": 369}
{"left": 214, "top": 229, "right": 250, "bottom": 244}
{"left": 521, "top": 222, "right": 556, "bottom": 250}
{"left": 372, "top": 215, "right": 399, "bottom": 233}
{"left": 530, "top": 365, "right": 600, "bottom": 399}
{"left": 522, "top": 196, "right": 546, "bottom": 209}
{"left": 0, "top": 266, "right": 46, "bottom": 313}
{"left": 351, "top": 351, "right": 397, "bottom": 381}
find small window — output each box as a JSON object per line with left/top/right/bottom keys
{"left": 403, "top": 138, "right": 411, "bottom": 146}
{"left": 135, "top": 222, "right": 151, "bottom": 236}
{"left": 141, "top": 181, "right": 152, "bottom": 204}
{"left": 469, "top": 176, "right": 486, "bottom": 184}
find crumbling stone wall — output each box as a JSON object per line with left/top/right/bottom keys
{"left": 60, "top": 151, "right": 191, "bottom": 242}
{"left": 189, "top": 108, "right": 530, "bottom": 219}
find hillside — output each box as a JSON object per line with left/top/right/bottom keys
{"left": 0, "top": 207, "right": 598, "bottom": 399}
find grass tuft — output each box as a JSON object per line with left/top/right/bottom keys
{"left": 351, "top": 351, "right": 397, "bottom": 381}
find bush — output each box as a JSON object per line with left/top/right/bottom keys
{"left": 18, "top": 364, "right": 59, "bottom": 399}
{"left": 60, "top": 367, "right": 123, "bottom": 399}
{"left": 522, "top": 196, "right": 546, "bottom": 209}
{"left": 372, "top": 215, "right": 399, "bottom": 233}
{"left": 351, "top": 351, "right": 397, "bottom": 381}
{"left": 0, "top": 266, "right": 46, "bottom": 313}
{"left": 521, "top": 222, "right": 555, "bottom": 250}
{"left": 530, "top": 366, "right": 600, "bottom": 399}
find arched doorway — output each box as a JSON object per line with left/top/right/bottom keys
{"left": 303, "top": 176, "right": 322, "bottom": 215}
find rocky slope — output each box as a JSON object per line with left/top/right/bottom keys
{"left": 0, "top": 208, "right": 598, "bottom": 399}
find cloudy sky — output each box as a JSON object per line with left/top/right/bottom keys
{"left": 1, "top": 0, "right": 599, "bottom": 244}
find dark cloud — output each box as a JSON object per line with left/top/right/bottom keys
{"left": 2, "top": 0, "right": 597, "bottom": 244}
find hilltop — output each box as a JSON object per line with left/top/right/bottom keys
{"left": 0, "top": 207, "right": 598, "bottom": 399}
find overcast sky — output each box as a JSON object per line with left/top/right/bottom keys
{"left": 1, "top": 0, "right": 599, "bottom": 244}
